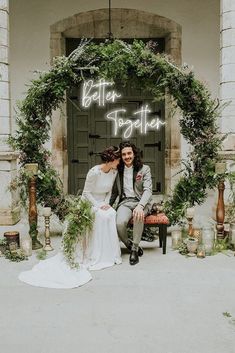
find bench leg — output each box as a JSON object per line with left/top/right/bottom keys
{"left": 159, "top": 224, "right": 167, "bottom": 254}
{"left": 159, "top": 229, "right": 163, "bottom": 248}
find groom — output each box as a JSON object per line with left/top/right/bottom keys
{"left": 110, "top": 141, "right": 153, "bottom": 265}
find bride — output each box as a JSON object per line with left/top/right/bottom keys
{"left": 18, "top": 146, "right": 122, "bottom": 289}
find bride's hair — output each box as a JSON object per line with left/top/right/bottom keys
{"left": 99, "top": 146, "right": 120, "bottom": 162}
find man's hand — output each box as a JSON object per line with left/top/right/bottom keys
{"left": 100, "top": 205, "right": 111, "bottom": 211}
{"left": 133, "top": 204, "right": 145, "bottom": 222}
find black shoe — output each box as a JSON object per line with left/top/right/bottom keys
{"left": 126, "top": 241, "right": 143, "bottom": 257}
{"left": 138, "top": 246, "right": 144, "bottom": 257}
{"left": 129, "top": 250, "right": 139, "bottom": 265}
{"left": 126, "top": 241, "right": 132, "bottom": 252}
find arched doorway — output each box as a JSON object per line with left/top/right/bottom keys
{"left": 50, "top": 8, "right": 182, "bottom": 195}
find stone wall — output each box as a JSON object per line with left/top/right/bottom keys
{"left": 220, "top": 0, "right": 235, "bottom": 154}
{"left": 0, "top": 0, "right": 20, "bottom": 225}
{"left": 4, "top": 0, "right": 224, "bottom": 224}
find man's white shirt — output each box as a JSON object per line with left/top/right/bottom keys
{"left": 123, "top": 165, "right": 136, "bottom": 198}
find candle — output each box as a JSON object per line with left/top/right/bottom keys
{"left": 202, "top": 227, "right": 214, "bottom": 255}
{"left": 193, "top": 228, "right": 202, "bottom": 242}
{"left": 9, "top": 241, "right": 18, "bottom": 252}
{"left": 186, "top": 207, "right": 195, "bottom": 219}
{"left": 171, "top": 229, "right": 182, "bottom": 249}
{"left": 21, "top": 236, "right": 32, "bottom": 256}
{"left": 25, "top": 163, "right": 39, "bottom": 176}
{"left": 43, "top": 207, "right": 52, "bottom": 217}
{"left": 215, "top": 162, "right": 226, "bottom": 174}
{"left": 197, "top": 245, "right": 206, "bottom": 258}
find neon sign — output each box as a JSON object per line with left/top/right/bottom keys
{"left": 82, "top": 79, "right": 121, "bottom": 108}
{"left": 81, "top": 79, "right": 165, "bottom": 138}
{"left": 106, "top": 105, "right": 165, "bottom": 139}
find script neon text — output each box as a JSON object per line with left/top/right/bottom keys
{"left": 81, "top": 79, "right": 121, "bottom": 108}
{"left": 106, "top": 105, "right": 166, "bottom": 139}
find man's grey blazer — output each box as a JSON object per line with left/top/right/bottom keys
{"left": 109, "top": 164, "right": 153, "bottom": 211}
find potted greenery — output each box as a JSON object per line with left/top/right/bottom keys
{"left": 186, "top": 237, "right": 199, "bottom": 256}
{"left": 0, "top": 238, "right": 7, "bottom": 255}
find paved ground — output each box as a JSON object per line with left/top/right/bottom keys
{"left": 0, "top": 234, "right": 235, "bottom": 353}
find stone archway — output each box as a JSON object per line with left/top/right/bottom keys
{"left": 50, "top": 8, "right": 182, "bottom": 195}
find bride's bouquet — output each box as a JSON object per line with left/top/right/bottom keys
{"left": 61, "top": 195, "right": 94, "bottom": 268}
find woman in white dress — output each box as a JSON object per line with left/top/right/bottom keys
{"left": 18, "top": 146, "right": 122, "bottom": 289}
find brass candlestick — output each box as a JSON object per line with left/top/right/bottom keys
{"left": 25, "top": 163, "right": 43, "bottom": 250}
{"left": 216, "top": 179, "right": 225, "bottom": 240}
{"left": 215, "top": 161, "right": 226, "bottom": 240}
{"left": 186, "top": 207, "right": 195, "bottom": 237}
{"left": 43, "top": 207, "right": 53, "bottom": 251}
{"left": 186, "top": 217, "right": 194, "bottom": 237}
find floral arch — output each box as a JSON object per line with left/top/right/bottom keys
{"left": 10, "top": 39, "right": 222, "bottom": 224}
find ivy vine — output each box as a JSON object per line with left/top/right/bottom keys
{"left": 9, "top": 39, "right": 223, "bottom": 225}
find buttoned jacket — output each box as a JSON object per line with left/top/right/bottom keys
{"left": 110, "top": 164, "right": 153, "bottom": 210}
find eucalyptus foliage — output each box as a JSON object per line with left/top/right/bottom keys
{"left": 4, "top": 250, "right": 28, "bottom": 262}
{"left": 61, "top": 196, "right": 94, "bottom": 268}
{"left": 9, "top": 39, "right": 223, "bottom": 224}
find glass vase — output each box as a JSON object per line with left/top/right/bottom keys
{"left": 20, "top": 235, "right": 32, "bottom": 257}
{"left": 171, "top": 229, "right": 182, "bottom": 249}
{"left": 197, "top": 244, "right": 206, "bottom": 258}
{"left": 202, "top": 226, "right": 215, "bottom": 255}
{"left": 229, "top": 223, "right": 235, "bottom": 248}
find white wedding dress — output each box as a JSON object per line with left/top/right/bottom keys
{"left": 18, "top": 165, "right": 122, "bottom": 289}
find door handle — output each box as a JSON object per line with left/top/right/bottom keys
{"left": 89, "top": 133, "right": 101, "bottom": 139}
{"left": 144, "top": 141, "right": 161, "bottom": 151}
{"left": 71, "top": 159, "right": 79, "bottom": 163}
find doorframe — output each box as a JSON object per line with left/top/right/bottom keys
{"left": 50, "top": 8, "right": 182, "bottom": 194}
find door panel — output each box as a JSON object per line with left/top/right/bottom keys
{"left": 68, "top": 92, "right": 165, "bottom": 194}
{"left": 66, "top": 38, "right": 165, "bottom": 195}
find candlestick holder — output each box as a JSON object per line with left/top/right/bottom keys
{"left": 25, "top": 163, "right": 43, "bottom": 250}
{"left": 24, "top": 163, "right": 38, "bottom": 176}
{"left": 186, "top": 216, "right": 194, "bottom": 237}
{"left": 216, "top": 179, "right": 225, "bottom": 240}
{"left": 215, "top": 161, "right": 226, "bottom": 240}
{"left": 28, "top": 176, "right": 43, "bottom": 250}
{"left": 186, "top": 207, "right": 195, "bottom": 237}
{"left": 43, "top": 209, "right": 53, "bottom": 251}
{"left": 215, "top": 162, "right": 226, "bottom": 175}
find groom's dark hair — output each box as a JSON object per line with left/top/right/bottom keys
{"left": 118, "top": 141, "right": 143, "bottom": 172}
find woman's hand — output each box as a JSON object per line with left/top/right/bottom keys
{"left": 100, "top": 205, "right": 111, "bottom": 211}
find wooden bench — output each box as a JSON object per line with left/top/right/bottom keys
{"left": 128, "top": 212, "right": 170, "bottom": 254}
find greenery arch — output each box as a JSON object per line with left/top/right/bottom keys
{"left": 10, "top": 39, "right": 222, "bottom": 224}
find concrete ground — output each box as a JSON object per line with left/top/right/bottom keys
{"left": 0, "top": 233, "right": 235, "bottom": 353}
